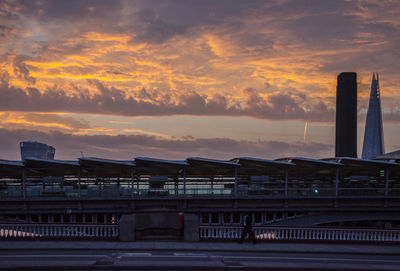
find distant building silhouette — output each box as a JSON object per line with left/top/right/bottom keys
{"left": 20, "top": 141, "right": 55, "bottom": 160}
{"left": 335, "top": 72, "right": 357, "bottom": 158}
{"left": 362, "top": 72, "right": 385, "bottom": 159}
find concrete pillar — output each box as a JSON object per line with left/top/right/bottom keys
{"left": 119, "top": 214, "right": 136, "bottom": 241}
{"left": 22, "top": 168, "right": 26, "bottom": 199}
{"left": 385, "top": 168, "right": 389, "bottom": 196}
{"left": 77, "top": 168, "right": 81, "bottom": 197}
{"left": 131, "top": 168, "right": 135, "bottom": 197}
{"left": 183, "top": 167, "right": 186, "bottom": 195}
{"left": 284, "top": 168, "right": 288, "bottom": 196}
{"left": 136, "top": 175, "right": 140, "bottom": 194}
{"left": 335, "top": 168, "right": 339, "bottom": 197}
{"left": 234, "top": 167, "right": 238, "bottom": 197}
{"left": 184, "top": 213, "right": 200, "bottom": 242}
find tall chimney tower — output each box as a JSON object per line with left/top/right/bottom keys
{"left": 335, "top": 72, "right": 357, "bottom": 157}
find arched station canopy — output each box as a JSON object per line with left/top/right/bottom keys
{"left": 0, "top": 160, "right": 24, "bottom": 178}
{"left": 24, "top": 157, "right": 79, "bottom": 177}
{"left": 186, "top": 157, "right": 239, "bottom": 176}
{"left": 79, "top": 157, "right": 135, "bottom": 177}
{"left": 134, "top": 157, "right": 189, "bottom": 176}
{"left": 231, "top": 157, "right": 294, "bottom": 177}
{"left": 276, "top": 157, "right": 343, "bottom": 176}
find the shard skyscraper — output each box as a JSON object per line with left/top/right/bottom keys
{"left": 362, "top": 72, "right": 385, "bottom": 159}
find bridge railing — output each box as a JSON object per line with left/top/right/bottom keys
{"left": 199, "top": 225, "right": 400, "bottom": 243}
{"left": 0, "top": 223, "right": 118, "bottom": 239}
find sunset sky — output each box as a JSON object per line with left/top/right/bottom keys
{"left": 0, "top": 0, "right": 399, "bottom": 160}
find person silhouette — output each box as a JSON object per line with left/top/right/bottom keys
{"left": 239, "top": 213, "right": 256, "bottom": 244}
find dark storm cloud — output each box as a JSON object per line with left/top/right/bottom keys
{"left": 10, "top": 0, "right": 123, "bottom": 24}
{"left": 128, "top": 0, "right": 264, "bottom": 43}
{"left": 3, "top": 0, "right": 266, "bottom": 44}
{"left": 0, "top": 128, "right": 333, "bottom": 160}
{"left": 0, "top": 73, "right": 334, "bottom": 122}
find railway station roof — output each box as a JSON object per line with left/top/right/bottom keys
{"left": 134, "top": 157, "right": 188, "bottom": 176}
{"left": 331, "top": 157, "right": 399, "bottom": 167}
{"left": 231, "top": 157, "right": 294, "bottom": 176}
{"left": 325, "top": 157, "right": 400, "bottom": 177}
{"left": 23, "top": 157, "right": 79, "bottom": 176}
{"left": 276, "top": 157, "right": 343, "bottom": 176}
{"left": 79, "top": 157, "right": 135, "bottom": 177}
{"left": 0, "top": 160, "right": 24, "bottom": 177}
{"left": 186, "top": 157, "right": 239, "bottom": 176}
{"left": 1, "top": 154, "right": 400, "bottom": 179}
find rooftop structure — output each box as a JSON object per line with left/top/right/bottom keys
{"left": 362, "top": 72, "right": 385, "bottom": 159}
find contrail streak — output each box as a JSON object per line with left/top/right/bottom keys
{"left": 303, "top": 121, "right": 308, "bottom": 143}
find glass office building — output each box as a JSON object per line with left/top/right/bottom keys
{"left": 20, "top": 141, "right": 56, "bottom": 160}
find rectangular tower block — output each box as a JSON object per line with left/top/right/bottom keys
{"left": 335, "top": 72, "right": 357, "bottom": 158}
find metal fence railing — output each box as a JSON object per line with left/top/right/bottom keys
{"left": 200, "top": 226, "right": 400, "bottom": 242}
{"left": 0, "top": 223, "right": 118, "bottom": 239}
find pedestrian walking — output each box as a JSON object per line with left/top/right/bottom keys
{"left": 239, "top": 213, "right": 256, "bottom": 244}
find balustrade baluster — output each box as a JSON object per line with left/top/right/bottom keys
{"left": 9, "top": 223, "right": 400, "bottom": 242}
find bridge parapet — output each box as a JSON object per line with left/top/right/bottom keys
{"left": 200, "top": 225, "right": 400, "bottom": 243}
